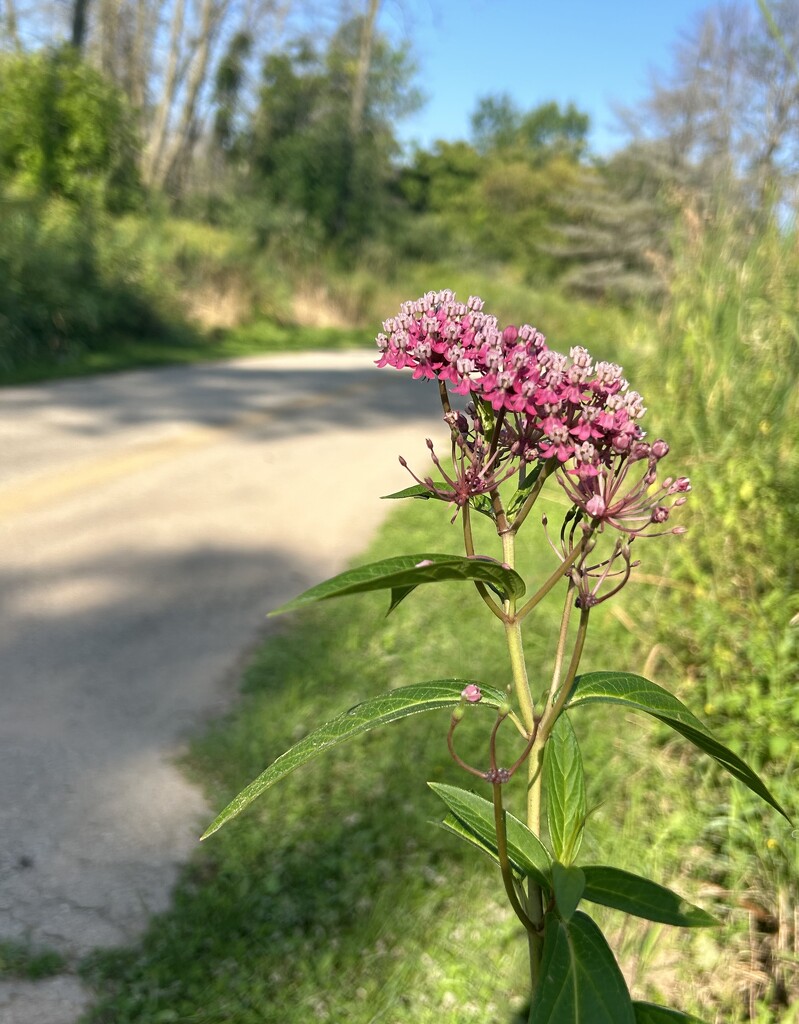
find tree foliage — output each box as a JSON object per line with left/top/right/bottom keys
{"left": 242, "top": 16, "right": 420, "bottom": 247}
{"left": 471, "top": 94, "right": 589, "bottom": 163}
{"left": 0, "top": 46, "right": 141, "bottom": 210}
{"left": 622, "top": 0, "right": 799, "bottom": 207}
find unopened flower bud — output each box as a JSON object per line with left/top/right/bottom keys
{"left": 586, "top": 495, "right": 607, "bottom": 518}
{"left": 461, "top": 684, "right": 482, "bottom": 703}
{"left": 451, "top": 706, "right": 466, "bottom": 722}
{"left": 652, "top": 439, "right": 670, "bottom": 459}
{"left": 499, "top": 700, "right": 512, "bottom": 716}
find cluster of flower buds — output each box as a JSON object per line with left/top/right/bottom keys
{"left": 377, "top": 290, "right": 690, "bottom": 540}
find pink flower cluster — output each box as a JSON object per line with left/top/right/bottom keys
{"left": 376, "top": 290, "right": 690, "bottom": 537}
{"left": 377, "top": 289, "right": 644, "bottom": 465}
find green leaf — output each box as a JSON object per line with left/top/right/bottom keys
{"left": 387, "top": 586, "right": 416, "bottom": 615}
{"left": 544, "top": 713, "right": 586, "bottom": 865}
{"left": 470, "top": 494, "right": 496, "bottom": 520}
{"left": 269, "top": 553, "right": 526, "bottom": 616}
{"left": 201, "top": 681, "right": 506, "bottom": 839}
{"left": 633, "top": 1002, "right": 708, "bottom": 1023}
{"left": 507, "top": 462, "right": 545, "bottom": 516}
{"left": 381, "top": 483, "right": 447, "bottom": 500}
{"left": 530, "top": 911, "right": 635, "bottom": 1023}
{"left": 567, "top": 672, "right": 790, "bottom": 821}
{"left": 582, "top": 866, "right": 717, "bottom": 927}
{"left": 552, "top": 862, "right": 585, "bottom": 921}
{"left": 428, "top": 783, "right": 551, "bottom": 886}
{"left": 436, "top": 813, "right": 519, "bottom": 872}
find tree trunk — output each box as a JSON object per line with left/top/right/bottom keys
{"left": 3, "top": 0, "right": 21, "bottom": 48}
{"left": 155, "top": 0, "right": 228, "bottom": 192}
{"left": 349, "top": 0, "right": 379, "bottom": 138}
{"left": 141, "top": 0, "right": 186, "bottom": 185}
{"left": 71, "top": 0, "right": 91, "bottom": 49}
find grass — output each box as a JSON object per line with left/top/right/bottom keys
{"left": 0, "top": 320, "right": 376, "bottom": 387}
{"left": 77, "top": 461, "right": 709, "bottom": 1024}
{"left": 77, "top": 219, "right": 799, "bottom": 1021}
{"left": 0, "top": 940, "right": 66, "bottom": 980}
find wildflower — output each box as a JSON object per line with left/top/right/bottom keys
{"left": 461, "top": 684, "right": 482, "bottom": 703}
{"left": 557, "top": 440, "right": 690, "bottom": 539}
{"left": 377, "top": 290, "right": 690, "bottom": 545}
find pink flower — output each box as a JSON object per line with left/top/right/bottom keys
{"left": 377, "top": 290, "right": 690, "bottom": 544}
{"left": 461, "top": 684, "right": 482, "bottom": 703}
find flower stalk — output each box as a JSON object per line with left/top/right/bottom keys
{"left": 374, "top": 289, "right": 694, "bottom": 1012}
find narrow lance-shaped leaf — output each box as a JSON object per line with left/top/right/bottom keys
{"left": 381, "top": 483, "right": 448, "bottom": 500}
{"left": 201, "top": 681, "right": 506, "bottom": 839}
{"left": 582, "top": 866, "right": 717, "bottom": 927}
{"left": 552, "top": 862, "right": 586, "bottom": 922}
{"left": 382, "top": 486, "right": 494, "bottom": 521}
{"left": 567, "top": 672, "right": 790, "bottom": 821}
{"left": 544, "top": 712, "right": 586, "bottom": 865}
{"left": 269, "top": 553, "right": 526, "bottom": 617}
{"left": 633, "top": 1002, "right": 709, "bottom": 1023}
{"left": 428, "top": 782, "right": 551, "bottom": 886}
{"left": 507, "top": 462, "right": 546, "bottom": 517}
{"left": 530, "top": 911, "right": 635, "bottom": 1024}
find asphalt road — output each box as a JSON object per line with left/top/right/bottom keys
{"left": 0, "top": 351, "right": 443, "bottom": 1023}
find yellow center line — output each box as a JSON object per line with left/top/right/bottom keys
{"left": 0, "top": 380, "right": 375, "bottom": 523}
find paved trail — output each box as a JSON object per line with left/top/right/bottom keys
{"left": 0, "top": 351, "right": 442, "bottom": 1023}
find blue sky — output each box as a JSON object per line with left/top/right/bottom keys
{"left": 382, "top": 0, "right": 758, "bottom": 154}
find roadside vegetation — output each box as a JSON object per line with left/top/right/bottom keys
{"left": 2, "top": 1, "right": 797, "bottom": 1020}
{"left": 79, "top": 210, "right": 798, "bottom": 1023}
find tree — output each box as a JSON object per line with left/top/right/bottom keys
{"left": 470, "top": 93, "right": 520, "bottom": 154}
{"left": 553, "top": 145, "right": 680, "bottom": 303}
{"left": 0, "top": 46, "right": 140, "bottom": 209}
{"left": 471, "top": 94, "right": 590, "bottom": 165}
{"left": 243, "top": 15, "right": 420, "bottom": 246}
{"left": 621, "top": 0, "right": 799, "bottom": 210}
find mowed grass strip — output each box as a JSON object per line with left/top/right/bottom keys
{"left": 0, "top": 320, "right": 375, "bottom": 387}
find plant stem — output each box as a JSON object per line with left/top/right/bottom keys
{"left": 504, "top": 617, "right": 535, "bottom": 736}
{"left": 526, "top": 603, "right": 591, "bottom": 835}
{"left": 497, "top": 524, "right": 546, "bottom": 994}
{"left": 509, "top": 458, "right": 556, "bottom": 534}
{"left": 542, "top": 604, "right": 591, "bottom": 738}
{"left": 463, "top": 502, "right": 507, "bottom": 622}
{"left": 515, "top": 541, "right": 584, "bottom": 622}
{"left": 492, "top": 781, "right": 537, "bottom": 938}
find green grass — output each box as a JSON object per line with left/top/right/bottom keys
{"left": 77, "top": 464, "right": 701, "bottom": 1024}
{"left": 0, "top": 319, "right": 375, "bottom": 387}
{"left": 0, "top": 940, "right": 66, "bottom": 980}
{"left": 79, "top": 501, "right": 543, "bottom": 1023}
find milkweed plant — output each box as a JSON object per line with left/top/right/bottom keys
{"left": 202, "top": 291, "right": 788, "bottom": 1023}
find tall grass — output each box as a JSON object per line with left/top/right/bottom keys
{"left": 616, "top": 206, "right": 799, "bottom": 1021}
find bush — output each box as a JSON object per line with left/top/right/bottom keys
{"left": 0, "top": 195, "right": 164, "bottom": 369}
{"left": 0, "top": 46, "right": 141, "bottom": 212}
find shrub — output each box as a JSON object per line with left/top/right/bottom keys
{"left": 0, "top": 46, "right": 141, "bottom": 212}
